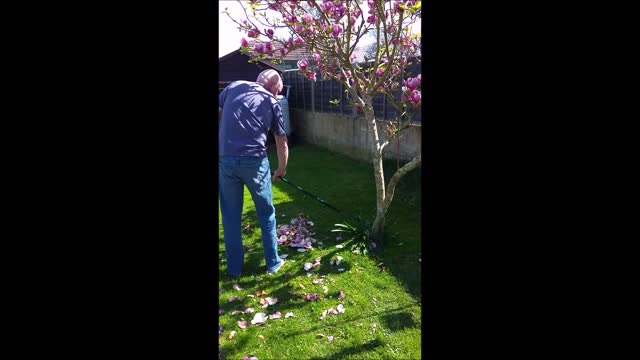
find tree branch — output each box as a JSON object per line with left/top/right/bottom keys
{"left": 382, "top": 154, "right": 421, "bottom": 213}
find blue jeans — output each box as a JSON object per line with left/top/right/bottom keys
{"left": 219, "top": 156, "right": 282, "bottom": 276}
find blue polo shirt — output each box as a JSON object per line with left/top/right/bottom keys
{"left": 219, "top": 80, "right": 286, "bottom": 158}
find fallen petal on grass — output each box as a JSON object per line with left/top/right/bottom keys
{"left": 306, "top": 272, "right": 313, "bottom": 277}
{"left": 327, "top": 335, "right": 334, "bottom": 342}
{"left": 316, "top": 333, "right": 325, "bottom": 338}
{"left": 306, "top": 293, "right": 318, "bottom": 300}
{"left": 231, "top": 310, "right": 242, "bottom": 316}
{"left": 312, "top": 278, "right": 324, "bottom": 284}
{"left": 237, "top": 320, "right": 248, "bottom": 329}
{"left": 338, "top": 290, "right": 345, "bottom": 300}
{"left": 338, "top": 268, "right": 345, "bottom": 272}
{"left": 219, "top": 309, "right": 225, "bottom": 315}
{"left": 244, "top": 307, "right": 255, "bottom": 313}
{"left": 255, "top": 290, "right": 268, "bottom": 296}
{"left": 322, "top": 285, "right": 329, "bottom": 293}
{"left": 233, "top": 284, "right": 242, "bottom": 291}
{"left": 242, "top": 357, "right": 258, "bottom": 360}
{"left": 335, "top": 244, "right": 344, "bottom": 249}
{"left": 269, "top": 311, "right": 282, "bottom": 319}
{"left": 285, "top": 312, "right": 296, "bottom": 318}
{"left": 304, "top": 262, "right": 313, "bottom": 271}
{"left": 228, "top": 296, "right": 236, "bottom": 302}
{"left": 257, "top": 335, "right": 265, "bottom": 341}
{"left": 228, "top": 330, "right": 236, "bottom": 339}
{"left": 266, "top": 297, "right": 278, "bottom": 305}
{"left": 297, "top": 248, "right": 306, "bottom": 252}
{"left": 251, "top": 313, "right": 268, "bottom": 325}
{"left": 337, "top": 304, "right": 345, "bottom": 313}
{"left": 336, "top": 256, "right": 343, "bottom": 265}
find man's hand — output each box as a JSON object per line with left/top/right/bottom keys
{"left": 272, "top": 168, "right": 286, "bottom": 182}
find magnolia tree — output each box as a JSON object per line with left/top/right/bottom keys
{"left": 225, "top": 0, "right": 422, "bottom": 247}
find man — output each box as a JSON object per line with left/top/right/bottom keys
{"left": 218, "top": 69, "right": 288, "bottom": 277}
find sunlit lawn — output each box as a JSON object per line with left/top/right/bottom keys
{"left": 219, "top": 144, "right": 422, "bottom": 359}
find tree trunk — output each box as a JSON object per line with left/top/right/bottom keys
{"left": 363, "top": 96, "right": 386, "bottom": 247}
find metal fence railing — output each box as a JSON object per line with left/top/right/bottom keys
{"left": 282, "top": 63, "right": 421, "bottom": 123}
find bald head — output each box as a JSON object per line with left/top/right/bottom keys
{"left": 257, "top": 69, "right": 283, "bottom": 96}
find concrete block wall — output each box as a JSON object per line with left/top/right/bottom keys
{"left": 290, "top": 109, "right": 421, "bottom": 162}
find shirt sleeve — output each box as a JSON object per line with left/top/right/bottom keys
{"left": 218, "top": 86, "right": 228, "bottom": 108}
{"left": 271, "top": 100, "right": 286, "bottom": 136}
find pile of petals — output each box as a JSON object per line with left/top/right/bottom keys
{"left": 276, "top": 213, "right": 317, "bottom": 249}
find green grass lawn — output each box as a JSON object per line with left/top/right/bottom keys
{"left": 219, "top": 144, "right": 422, "bottom": 360}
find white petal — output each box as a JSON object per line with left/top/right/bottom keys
{"left": 297, "top": 248, "right": 306, "bottom": 252}
{"left": 303, "top": 262, "right": 313, "bottom": 271}
{"left": 335, "top": 245, "right": 344, "bottom": 249}
{"left": 306, "top": 272, "right": 313, "bottom": 277}
{"left": 322, "top": 285, "right": 329, "bottom": 293}
{"left": 285, "top": 312, "right": 296, "bottom": 318}
{"left": 327, "top": 335, "right": 334, "bottom": 342}
{"left": 280, "top": 254, "right": 289, "bottom": 259}
{"left": 251, "top": 313, "right": 268, "bottom": 325}
{"left": 338, "top": 268, "right": 345, "bottom": 272}
{"left": 337, "top": 304, "right": 345, "bottom": 313}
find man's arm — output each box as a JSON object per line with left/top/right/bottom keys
{"left": 272, "top": 134, "right": 288, "bottom": 182}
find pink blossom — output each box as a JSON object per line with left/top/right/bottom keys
{"left": 295, "top": 24, "right": 303, "bottom": 33}
{"left": 349, "top": 54, "right": 357, "bottom": 63}
{"left": 253, "top": 43, "right": 264, "bottom": 54}
{"left": 332, "top": 24, "right": 343, "bottom": 37}
{"left": 367, "top": 15, "right": 377, "bottom": 24}
{"left": 376, "top": 68, "right": 384, "bottom": 76}
{"left": 279, "top": 48, "right": 287, "bottom": 57}
{"left": 264, "top": 42, "right": 273, "bottom": 54}
{"left": 416, "top": 74, "right": 422, "bottom": 85}
{"left": 266, "top": 28, "right": 274, "bottom": 39}
{"left": 312, "top": 53, "right": 321, "bottom": 63}
{"left": 294, "top": 37, "right": 304, "bottom": 44}
{"left": 323, "top": 1, "right": 334, "bottom": 13}
{"left": 297, "top": 59, "right": 308, "bottom": 71}
{"left": 302, "top": 13, "right": 313, "bottom": 24}
{"left": 307, "top": 71, "right": 317, "bottom": 81}
{"left": 240, "top": 38, "right": 249, "bottom": 47}
{"left": 404, "top": 77, "right": 419, "bottom": 91}
{"left": 409, "top": 90, "right": 421, "bottom": 104}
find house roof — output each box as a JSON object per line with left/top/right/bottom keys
{"left": 218, "top": 49, "right": 284, "bottom": 72}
